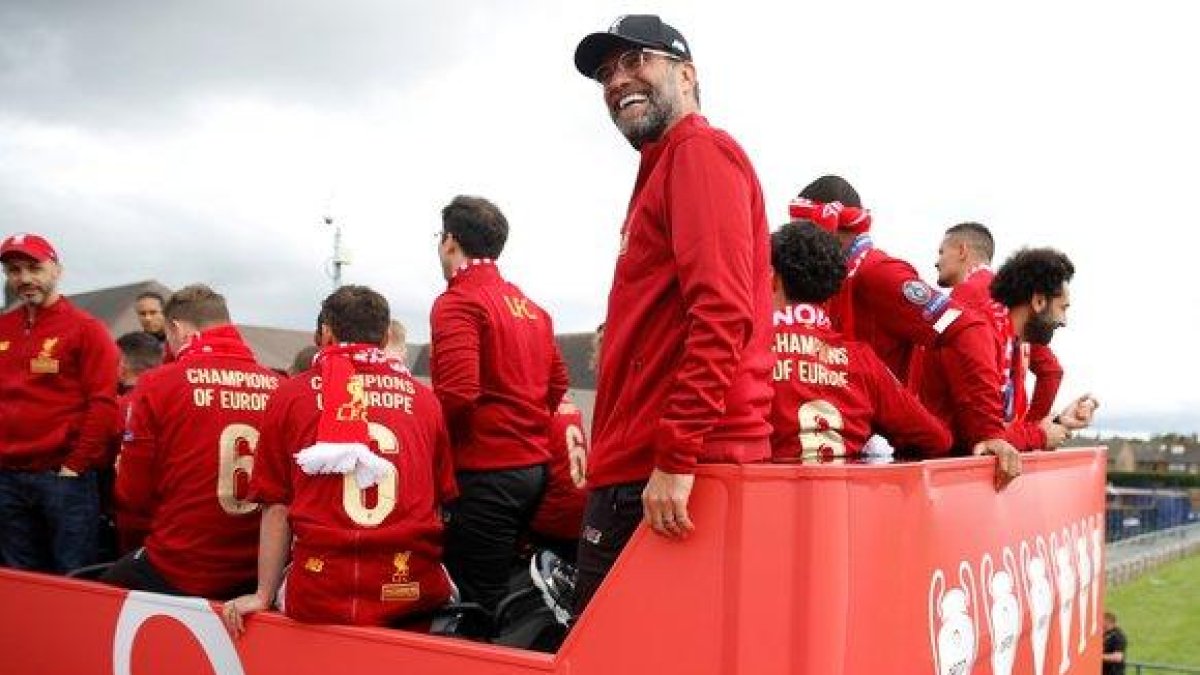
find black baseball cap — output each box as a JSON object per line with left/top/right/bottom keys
{"left": 574, "top": 15, "right": 692, "bottom": 80}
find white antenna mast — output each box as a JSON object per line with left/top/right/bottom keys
{"left": 323, "top": 212, "right": 352, "bottom": 290}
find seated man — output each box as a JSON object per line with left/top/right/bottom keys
{"left": 223, "top": 285, "right": 456, "bottom": 633}
{"left": 769, "top": 221, "right": 952, "bottom": 461}
{"left": 108, "top": 331, "right": 164, "bottom": 557}
{"left": 104, "top": 285, "right": 279, "bottom": 597}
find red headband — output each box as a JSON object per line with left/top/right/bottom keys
{"left": 787, "top": 198, "right": 872, "bottom": 234}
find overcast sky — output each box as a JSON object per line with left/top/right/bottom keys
{"left": 2, "top": 1, "right": 1197, "bottom": 434}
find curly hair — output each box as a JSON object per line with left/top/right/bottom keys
{"left": 798, "top": 174, "right": 862, "bottom": 208}
{"left": 990, "top": 247, "right": 1075, "bottom": 308}
{"left": 771, "top": 220, "right": 847, "bottom": 303}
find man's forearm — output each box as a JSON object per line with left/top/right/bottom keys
{"left": 255, "top": 504, "right": 292, "bottom": 602}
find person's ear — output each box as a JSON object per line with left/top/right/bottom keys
{"left": 1031, "top": 293, "right": 1048, "bottom": 313}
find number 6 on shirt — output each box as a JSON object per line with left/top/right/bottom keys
{"left": 217, "top": 423, "right": 260, "bottom": 516}
{"left": 798, "top": 400, "right": 847, "bottom": 459}
{"left": 342, "top": 422, "right": 400, "bottom": 527}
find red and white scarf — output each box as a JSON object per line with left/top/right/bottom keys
{"left": 174, "top": 324, "right": 256, "bottom": 363}
{"left": 294, "top": 343, "right": 406, "bottom": 488}
{"left": 788, "top": 198, "right": 872, "bottom": 235}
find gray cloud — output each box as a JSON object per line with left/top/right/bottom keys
{"left": 0, "top": 0, "right": 472, "bottom": 127}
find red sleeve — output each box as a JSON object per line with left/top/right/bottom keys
{"left": 860, "top": 346, "right": 953, "bottom": 457}
{"left": 1026, "top": 344, "right": 1063, "bottom": 421}
{"left": 429, "top": 293, "right": 484, "bottom": 435}
{"left": 429, "top": 398, "right": 458, "bottom": 503}
{"left": 63, "top": 319, "right": 121, "bottom": 473}
{"left": 940, "top": 320, "right": 1007, "bottom": 447}
{"left": 114, "top": 384, "right": 160, "bottom": 517}
{"left": 859, "top": 259, "right": 967, "bottom": 348}
{"left": 1004, "top": 419, "right": 1049, "bottom": 452}
{"left": 547, "top": 339, "right": 569, "bottom": 413}
{"left": 247, "top": 386, "right": 295, "bottom": 506}
{"left": 653, "top": 137, "right": 759, "bottom": 473}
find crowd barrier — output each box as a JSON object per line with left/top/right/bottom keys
{"left": 0, "top": 448, "right": 1106, "bottom": 675}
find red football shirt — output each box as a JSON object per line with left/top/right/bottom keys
{"left": 249, "top": 360, "right": 457, "bottom": 626}
{"left": 769, "top": 304, "right": 951, "bottom": 461}
{"left": 530, "top": 395, "right": 588, "bottom": 540}
{"left": 116, "top": 326, "right": 280, "bottom": 597}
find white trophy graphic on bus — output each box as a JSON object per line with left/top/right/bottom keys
{"left": 1090, "top": 515, "right": 1103, "bottom": 637}
{"left": 1021, "top": 537, "right": 1055, "bottom": 675}
{"left": 980, "top": 548, "right": 1022, "bottom": 675}
{"left": 1074, "top": 521, "right": 1093, "bottom": 655}
{"left": 1050, "top": 529, "right": 1077, "bottom": 674}
{"left": 929, "top": 562, "right": 979, "bottom": 675}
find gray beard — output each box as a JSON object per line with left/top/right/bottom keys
{"left": 612, "top": 87, "right": 680, "bottom": 149}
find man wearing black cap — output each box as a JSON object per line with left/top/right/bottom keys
{"left": 572, "top": 16, "right": 774, "bottom": 613}
{"left": 0, "top": 233, "right": 119, "bottom": 573}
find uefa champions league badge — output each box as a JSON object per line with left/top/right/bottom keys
{"left": 902, "top": 280, "right": 933, "bottom": 307}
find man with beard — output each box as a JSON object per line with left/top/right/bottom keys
{"left": 989, "top": 247, "right": 1098, "bottom": 447}
{"left": 934, "top": 222, "right": 1064, "bottom": 422}
{"left": 787, "top": 176, "right": 1021, "bottom": 485}
{"left": 571, "top": 15, "right": 774, "bottom": 613}
{"left": 770, "top": 221, "right": 952, "bottom": 461}
{"left": 135, "top": 292, "right": 167, "bottom": 345}
{"left": 0, "top": 233, "right": 119, "bottom": 573}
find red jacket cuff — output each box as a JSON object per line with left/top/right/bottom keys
{"left": 653, "top": 429, "right": 700, "bottom": 474}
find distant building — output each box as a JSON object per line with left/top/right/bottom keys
{"left": 22, "top": 280, "right": 602, "bottom": 424}
{"left": 57, "top": 279, "right": 316, "bottom": 374}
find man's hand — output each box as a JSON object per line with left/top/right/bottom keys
{"left": 56, "top": 467, "right": 79, "bottom": 478}
{"left": 972, "top": 438, "right": 1021, "bottom": 490}
{"left": 222, "top": 592, "right": 270, "bottom": 638}
{"left": 1057, "top": 393, "right": 1099, "bottom": 431}
{"left": 642, "top": 468, "right": 696, "bottom": 539}
{"left": 1039, "top": 418, "right": 1071, "bottom": 449}
{"left": 568, "top": 447, "right": 587, "bottom": 489}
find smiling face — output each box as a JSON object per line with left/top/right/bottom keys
{"left": 599, "top": 47, "right": 696, "bottom": 148}
{"left": 1024, "top": 283, "right": 1070, "bottom": 345}
{"left": 2, "top": 254, "right": 61, "bottom": 308}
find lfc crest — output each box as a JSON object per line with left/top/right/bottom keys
{"left": 30, "top": 337, "right": 60, "bottom": 374}
{"left": 336, "top": 375, "right": 368, "bottom": 422}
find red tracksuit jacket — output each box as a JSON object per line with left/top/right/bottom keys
{"left": 589, "top": 113, "right": 774, "bottom": 487}
{"left": 116, "top": 326, "right": 280, "bottom": 597}
{"left": 952, "top": 268, "right": 1054, "bottom": 450}
{"left": 249, "top": 361, "right": 457, "bottom": 626}
{"left": 430, "top": 261, "right": 568, "bottom": 471}
{"left": 769, "top": 303, "right": 951, "bottom": 460}
{"left": 0, "top": 298, "right": 119, "bottom": 473}
{"left": 530, "top": 396, "right": 588, "bottom": 540}
{"left": 829, "top": 241, "right": 965, "bottom": 383}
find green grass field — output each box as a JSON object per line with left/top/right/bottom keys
{"left": 1105, "top": 552, "right": 1200, "bottom": 667}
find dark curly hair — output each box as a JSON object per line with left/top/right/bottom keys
{"left": 798, "top": 174, "right": 862, "bottom": 208}
{"left": 771, "top": 220, "right": 847, "bottom": 303}
{"left": 990, "top": 247, "right": 1075, "bottom": 308}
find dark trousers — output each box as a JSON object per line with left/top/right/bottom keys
{"left": 0, "top": 469, "right": 100, "bottom": 573}
{"left": 573, "top": 481, "right": 646, "bottom": 615}
{"left": 443, "top": 464, "right": 547, "bottom": 614}
{"left": 100, "top": 546, "right": 182, "bottom": 595}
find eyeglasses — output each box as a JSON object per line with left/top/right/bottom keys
{"left": 594, "top": 48, "right": 681, "bottom": 85}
